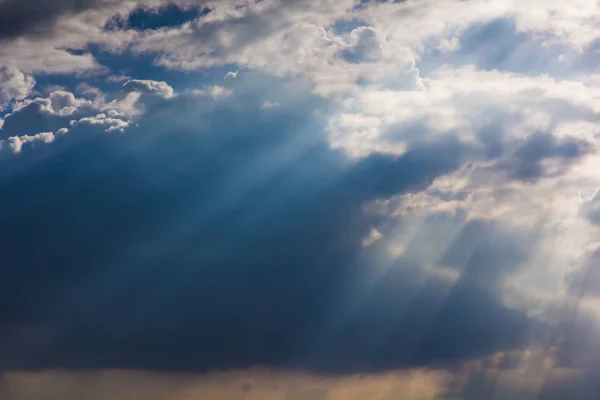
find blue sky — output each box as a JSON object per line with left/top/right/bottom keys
{"left": 1, "top": 1, "right": 600, "bottom": 399}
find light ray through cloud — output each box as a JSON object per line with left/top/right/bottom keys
{"left": 2, "top": 1, "right": 600, "bottom": 399}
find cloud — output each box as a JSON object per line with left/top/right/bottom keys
{"left": 0, "top": 86, "right": 140, "bottom": 148}
{"left": 131, "top": 0, "right": 411, "bottom": 97}
{"left": 262, "top": 100, "right": 279, "bottom": 109}
{"left": 189, "top": 85, "right": 233, "bottom": 98}
{"left": 0, "top": 0, "right": 205, "bottom": 74}
{"left": 0, "top": 89, "right": 118, "bottom": 139}
{"left": 0, "top": 131, "right": 55, "bottom": 154}
{"left": 582, "top": 189, "right": 600, "bottom": 226}
{"left": 106, "top": 74, "right": 132, "bottom": 83}
{"left": 71, "top": 111, "right": 131, "bottom": 133}
{"left": 1, "top": 1, "right": 600, "bottom": 397}
{"left": 1, "top": 92, "right": 94, "bottom": 139}
{"left": 224, "top": 69, "right": 239, "bottom": 79}
{"left": 566, "top": 248, "right": 600, "bottom": 300}
{"left": 1, "top": 349, "right": 596, "bottom": 400}
{"left": 121, "top": 79, "right": 174, "bottom": 98}
{"left": 339, "top": 26, "right": 382, "bottom": 64}
{"left": 489, "top": 132, "right": 594, "bottom": 182}
{"left": 328, "top": 66, "right": 600, "bottom": 157}
{"left": 0, "top": 73, "right": 546, "bottom": 375}
{"left": 123, "top": 0, "right": 600, "bottom": 100}
{"left": 102, "top": 79, "right": 176, "bottom": 116}
{"left": 0, "top": 368, "right": 453, "bottom": 400}
{"left": 0, "top": 0, "right": 120, "bottom": 40}
{"left": 0, "top": 66, "right": 35, "bottom": 109}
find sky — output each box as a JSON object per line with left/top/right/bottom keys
{"left": 1, "top": 0, "right": 600, "bottom": 399}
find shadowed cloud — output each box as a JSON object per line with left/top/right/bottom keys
{"left": 0, "top": 73, "right": 541, "bottom": 375}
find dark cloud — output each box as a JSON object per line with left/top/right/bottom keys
{"left": 0, "top": 73, "right": 541, "bottom": 374}
{"left": 343, "top": 136, "right": 467, "bottom": 200}
{"left": 330, "top": 18, "right": 369, "bottom": 35}
{"left": 0, "top": 0, "right": 206, "bottom": 42}
{"left": 566, "top": 249, "right": 600, "bottom": 298}
{"left": 0, "top": 0, "right": 119, "bottom": 40}
{"left": 105, "top": 3, "right": 206, "bottom": 31}
{"left": 339, "top": 27, "right": 382, "bottom": 64}
{"left": 582, "top": 191, "right": 600, "bottom": 226}
{"left": 418, "top": 18, "right": 531, "bottom": 76}
{"left": 419, "top": 17, "right": 600, "bottom": 79}
{"left": 453, "top": 18, "right": 529, "bottom": 71}
{"left": 491, "top": 132, "right": 593, "bottom": 182}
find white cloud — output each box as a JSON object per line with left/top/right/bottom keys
{"left": 224, "top": 69, "right": 239, "bottom": 79}
{"left": 328, "top": 66, "right": 600, "bottom": 157}
{"left": 207, "top": 85, "right": 233, "bottom": 98}
{"left": 2, "top": 131, "right": 55, "bottom": 154}
{"left": 0, "top": 46, "right": 102, "bottom": 75}
{"left": 1, "top": 88, "right": 134, "bottom": 144}
{"left": 261, "top": 100, "right": 279, "bottom": 109}
{"left": 106, "top": 74, "right": 132, "bottom": 83}
{"left": 121, "top": 79, "right": 175, "bottom": 98}
{"left": 105, "top": 79, "right": 175, "bottom": 116}
{"left": 123, "top": 0, "right": 600, "bottom": 100}
{"left": 71, "top": 112, "right": 131, "bottom": 133}
{"left": 361, "top": 227, "right": 383, "bottom": 247}
{"left": 131, "top": 0, "right": 411, "bottom": 97}
{"left": 0, "top": 65, "right": 35, "bottom": 109}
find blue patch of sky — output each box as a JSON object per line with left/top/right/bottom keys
{"left": 331, "top": 18, "right": 369, "bottom": 35}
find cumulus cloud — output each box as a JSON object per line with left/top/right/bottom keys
{"left": 1, "top": 92, "right": 93, "bottom": 139}
{"left": 102, "top": 79, "right": 176, "bottom": 116}
{"left": 71, "top": 111, "right": 131, "bottom": 133}
{"left": 121, "top": 79, "right": 174, "bottom": 98}
{"left": 0, "top": 65, "right": 35, "bottom": 109}
{"left": 0, "top": 86, "right": 141, "bottom": 148}
{"left": 328, "top": 66, "right": 600, "bottom": 158}
{"left": 0, "top": 131, "right": 54, "bottom": 154}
